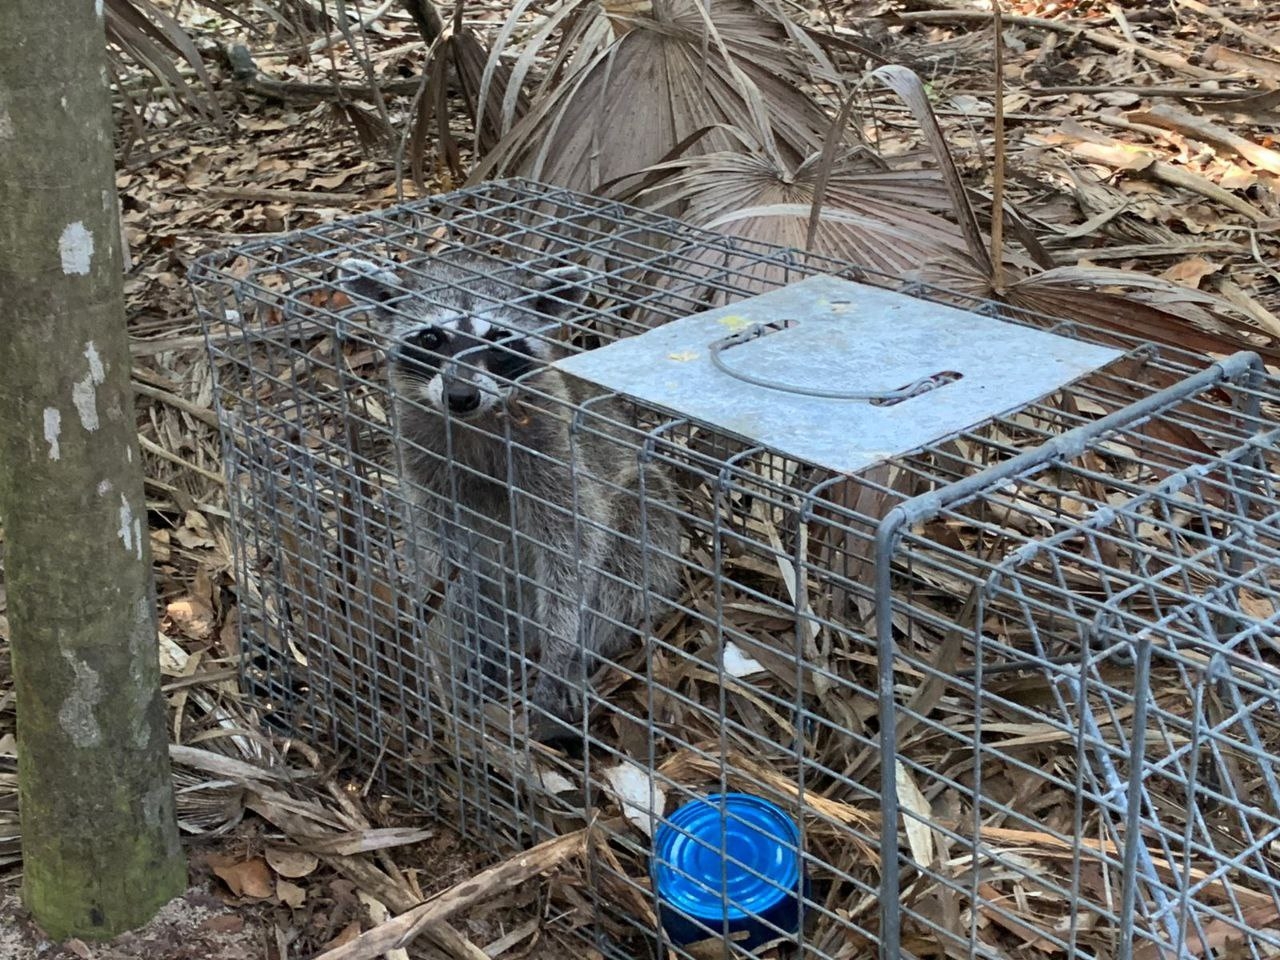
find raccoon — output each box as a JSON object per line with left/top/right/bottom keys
{"left": 340, "top": 252, "right": 682, "bottom": 733}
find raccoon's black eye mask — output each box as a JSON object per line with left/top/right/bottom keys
{"left": 406, "top": 327, "right": 443, "bottom": 351}
{"left": 396, "top": 327, "right": 444, "bottom": 375}
{"left": 486, "top": 337, "right": 538, "bottom": 384}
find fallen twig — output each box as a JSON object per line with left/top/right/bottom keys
{"left": 132, "top": 377, "right": 221, "bottom": 428}
{"left": 137, "top": 433, "right": 225, "bottom": 484}
{"left": 1174, "top": 0, "right": 1280, "bottom": 58}
{"left": 1070, "top": 140, "right": 1269, "bottom": 223}
{"left": 225, "top": 42, "right": 426, "bottom": 103}
{"left": 1027, "top": 84, "right": 1260, "bottom": 99}
{"left": 312, "top": 827, "right": 593, "bottom": 960}
{"left": 1048, "top": 240, "right": 1246, "bottom": 265}
{"left": 893, "top": 8, "right": 1221, "bottom": 79}
{"left": 1128, "top": 104, "right": 1280, "bottom": 176}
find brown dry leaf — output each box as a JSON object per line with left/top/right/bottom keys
{"left": 150, "top": 528, "right": 172, "bottom": 562}
{"left": 166, "top": 595, "right": 215, "bottom": 640}
{"left": 208, "top": 854, "right": 275, "bottom": 899}
{"left": 1239, "top": 591, "right": 1276, "bottom": 620}
{"left": 265, "top": 845, "right": 320, "bottom": 879}
{"left": 276, "top": 878, "right": 307, "bottom": 909}
{"left": 199, "top": 915, "right": 245, "bottom": 935}
{"left": 174, "top": 509, "right": 215, "bottom": 549}
{"left": 218, "top": 604, "right": 240, "bottom": 658}
{"left": 1203, "top": 44, "right": 1280, "bottom": 84}
{"left": 895, "top": 761, "right": 935, "bottom": 868}
{"left": 357, "top": 890, "right": 392, "bottom": 927}
{"left": 1160, "top": 255, "right": 1222, "bottom": 289}
{"left": 322, "top": 921, "right": 363, "bottom": 950}
{"left": 312, "top": 169, "right": 361, "bottom": 190}
{"left": 1074, "top": 139, "right": 1154, "bottom": 173}
{"left": 192, "top": 565, "right": 216, "bottom": 610}
{"left": 1217, "top": 162, "right": 1257, "bottom": 192}
{"left": 1133, "top": 905, "right": 1280, "bottom": 960}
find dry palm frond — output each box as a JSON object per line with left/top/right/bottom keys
{"left": 866, "top": 64, "right": 993, "bottom": 279}
{"left": 630, "top": 148, "right": 990, "bottom": 284}
{"left": 105, "top": 0, "right": 237, "bottom": 123}
{"left": 1006, "top": 266, "right": 1280, "bottom": 363}
{"left": 327, "top": 100, "right": 395, "bottom": 153}
{"left": 451, "top": 28, "right": 530, "bottom": 155}
{"left": 407, "top": 9, "right": 530, "bottom": 186}
{"left": 468, "top": 0, "right": 847, "bottom": 193}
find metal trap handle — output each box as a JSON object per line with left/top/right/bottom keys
{"left": 708, "top": 319, "right": 962, "bottom": 404}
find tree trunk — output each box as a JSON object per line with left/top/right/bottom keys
{"left": 0, "top": 0, "right": 187, "bottom": 940}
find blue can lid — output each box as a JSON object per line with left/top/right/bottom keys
{"left": 652, "top": 793, "right": 802, "bottom": 925}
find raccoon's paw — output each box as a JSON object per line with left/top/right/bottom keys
{"left": 526, "top": 674, "right": 583, "bottom": 743}
{"left": 463, "top": 651, "right": 512, "bottom": 703}
{"left": 529, "top": 672, "right": 581, "bottom": 719}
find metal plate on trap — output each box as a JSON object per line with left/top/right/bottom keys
{"left": 555, "top": 276, "right": 1124, "bottom": 474}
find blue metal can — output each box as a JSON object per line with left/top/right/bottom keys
{"left": 651, "top": 792, "right": 806, "bottom": 949}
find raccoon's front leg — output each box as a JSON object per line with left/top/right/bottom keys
{"left": 470, "top": 575, "right": 516, "bottom": 695}
{"left": 526, "top": 541, "right": 590, "bottom": 726}
{"left": 442, "top": 547, "right": 513, "bottom": 702}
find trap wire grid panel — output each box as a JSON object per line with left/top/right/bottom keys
{"left": 555, "top": 276, "right": 1125, "bottom": 473}
{"left": 188, "top": 180, "right": 1280, "bottom": 960}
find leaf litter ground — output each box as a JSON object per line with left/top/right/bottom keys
{"left": 2, "top": 0, "right": 1280, "bottom": 957}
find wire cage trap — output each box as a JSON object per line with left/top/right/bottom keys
{"left": 189, "top": 180, "right": 1280, "bottom": 960}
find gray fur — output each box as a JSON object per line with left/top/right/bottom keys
{"left": 340, "top": 252, "right": 682, "bottom": 729}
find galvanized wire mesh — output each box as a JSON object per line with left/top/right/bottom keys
{"left": 190, "top": 179, "right": 1280, "bottom": 960}
{"left": 876, "top": 354, "right": 1280, "bottom": 960}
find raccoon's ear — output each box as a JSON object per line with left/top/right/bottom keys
{"left": 529, "top": 265, "right": 594, "bottom": 318}
{"left": 338, "top": 258, "right": 402, "bottom": 307}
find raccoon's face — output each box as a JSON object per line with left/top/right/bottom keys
{"left": 386, "top": 306, "right": 551, "bottom": 420}
{"left": 340, "top": 256, "right": 591, "bottom": 421}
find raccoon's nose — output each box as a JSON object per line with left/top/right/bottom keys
{"left": 445, "top": 382, "right": 481, "bottom": 414}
